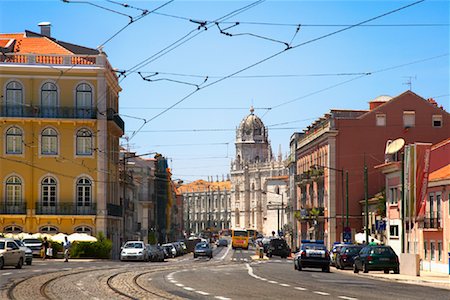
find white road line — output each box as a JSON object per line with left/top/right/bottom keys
{"left": 2, "top": 272, "right": 12, "bottom": 276}
{"left": 294, "top": 287, "right": 307, "bottom": 291}
{"left": 259, "top": 278, "right": 267, "bottom": 281}
{"left": 220, "top": 243, "right": 232, "bottom": 260}
{"left": 280, "top": 283, "right": 290, "bottom": 287}
{"left": 196, "top": 291, "right": 210, "bottom": 295}
{"left": 169, "top": 280, "right": 177, "bottom": 284}
{"left": 175, "top": 283, "right": 184, "bottom": 287}
{"left": 268, "top": 280, "right": 278, "bottom": 284}
{"left": 314, "top": 291, "right": 330, "bottom": 296}
{"left": 215, "top": 297, "right": 231, "bottom": 300}
{"left": 338, "top": 297, "right": 358, "bottom": 300}
{"left": 183, "top": 287, "right": 194, "bottom": 291}
{"left": 32, "top": 270, "right": 42, "bottom": 272}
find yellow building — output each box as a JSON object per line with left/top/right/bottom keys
{"left": 0, "top": 24, "right": 124, "bottom": 247}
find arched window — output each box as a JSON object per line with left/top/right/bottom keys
{"left": 6, "top": 176, "right": 22, "bottom": 204}
{"left": 77, "top": 177, "right": 92, "bottom": 207}
{"left": 41, "top": 82, "right": 58, "bottom": 117}
{"left": 41, "top": 177, "right": 57, "bottom": 207}
{"left": 6, "top": 126, "right": 23, "bottom": 154}
{"left": 39, "top": 226, "right": 58, "bottom": 233}
{"left": 76, "top": 128, "right": 92, "bottom": 155}
{"left": 5, "top": 81, "right": 23, "bottom": 116}
{"left": 41, "top": 127, "right": 58, "bottom": 155}
{"left": 76, "top": 83, "right": 92, "bottom": 118}
{"left": 75, "top": 226, "right": 92, "bottom": 234}
{"left": 3, "top": 225, "right": 23, "bottom": 233}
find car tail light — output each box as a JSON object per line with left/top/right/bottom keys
{"left": 325, "top": 251, "right": 330, "bottom": 258}
{"left": 367, "top": 255, "right": 373, "bottom": 261}
{"left": 341, "top": 254, "right": 348, "bottom": 260}
{"left": 301, "top": 251, "right": 306, "bottom": 257}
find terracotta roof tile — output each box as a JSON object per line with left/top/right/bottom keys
{"left": 429, "top": 164, "right": 450, "bottom": 182}
{"left": 178, "top": 180, "right": 231, "bottom": 193}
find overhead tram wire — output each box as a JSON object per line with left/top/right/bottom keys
{"left": 128, "top": 0, "right": 425, "bottom": 141}
{"left": 120, "top": 106, "right": 272, "bottom": 110}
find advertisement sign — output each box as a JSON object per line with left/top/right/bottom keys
{"left": 415, "top": 143, "right": 431, "bottom": 218}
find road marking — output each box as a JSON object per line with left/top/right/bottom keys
{"left": 295, "top": 287, "right": 307, "bottom": 291}
{"left": 215, "top": 297, "right": 231, "bottom": 300}
{"left": 280, "top": 283, "right": 290, "bottom": 287}
{"left": 196, "top": 291, "right": 210, "bottom": 295}
{"left": 148, "top": 278, "right": 152, "bottom": 281}
{"left": 32, "top": 270, "right": 42, "bottom": 272}
{"left": 338, "top": 297, "right": 358, "bottom": 300}
{"left": 169, "top": 280, "right": 177, "bottom": 284}
{"left": 175, "top": 283, "right": 184, "bottom": 287}
{"left": 314, "top": 291, "right": 330, "bottom": 296}
{"left": 2, "top": 273, "right": 12, "bottom": 276}
{"left": 183, "top": 287, "right": 194, "bottom": 291}
{"left": 220, "top": 243, "right": 232, "bottom": 260}
{"left": 268, "top": 280, "right": 278, "bottom": 284}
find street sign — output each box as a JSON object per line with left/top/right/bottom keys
{"left": 343, "top": 231, "right": 352, "bottom": 242}
{"left": 375, "top": 220, "right": 386, "bottom": 231}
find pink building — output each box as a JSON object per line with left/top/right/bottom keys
{"left": 295, "top": 91, "right": 449, "bottom": 248}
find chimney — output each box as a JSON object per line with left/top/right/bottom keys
{"left": 38, "top": 22, "right": 51, "bottom": 37}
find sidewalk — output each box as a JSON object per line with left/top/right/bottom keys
{"left": 335, "top": 267, "right": 450, "bottom": 290}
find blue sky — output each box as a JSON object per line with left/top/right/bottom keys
{"left": 1, "top": 0, "right": 449, "bottom": 182}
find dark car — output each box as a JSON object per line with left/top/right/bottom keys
{"left": 267, "top": 238, "right": 290, "bottom": 258}
{"left": 331, "top": 243, "right": 349, "bottom": 266}
{"left": 353, "top": 245, "right": 399, "bottom": 274}
{"left": 215, "top": 238, "right": 228, "bottom": 247}
{"left": 294, "top": 240, "right": 330, "bottom": 272}
{"left": 335, "top": 245, "right": 363, "bottom": 269}
{"left": 193, "top": 242, "right": 213, "bottom": 259}
{"left": 146, "top": 245, "right": 165, "bottom": 262}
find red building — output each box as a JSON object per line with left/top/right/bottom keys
{"left": 295, "top": 91, "right": 449, "bottom": 248}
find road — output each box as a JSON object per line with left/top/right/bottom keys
{"left": 1, "top": 244, "right": 448, "bottom": 300}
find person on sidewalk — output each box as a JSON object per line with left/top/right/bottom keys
{"left": 42, "top": 237, "right": 49, "bottom": 260}
{"left": 63, "top": 236, "right": 71, "bottom": 262}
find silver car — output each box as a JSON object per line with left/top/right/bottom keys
{"left": 14, "top": 240, "right": 33, "bottom": 265}
{"left": 0, "top": 238, "right": 26, "bottom": 269}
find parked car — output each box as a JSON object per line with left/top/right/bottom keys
{"left": 146, "top": 244, "right": 165, "bottom": 262}
{"left": 0, "top": 238, "right": 25, "bottom": 269}
{"left": 267, "top": 238, "right": 290, "bottom": 258}
{"left": 261, "top": 237, "right": 272, "bottom": 253}
{"left": 162, "top": 243, "right": 177, "bottom": 258}
{"left": 335, "top": 245, "right": 363, "bottom": 270}
{"left": 179, "top": 241, "right": 187, "bottom": 254}
{"left": 14, "top": 240, "right": 33, "bottom": 265}
{"left": 294, "top": 240, "right": 330, "bottom": 272}
{"left": 120, "top": 241, "right": 149, "bottom": 261}
{"left": 215, "top": 238, "right": 228, "bottom": 247}
{"left": 353, "top": 245, "right": 399, "bottom": 274}
{"left": 172, "top": 242, "right": 183, "bottom": 256}
{"left": 21, "top": 238, "right": 42, "bottom": 257}
{"left": 331, "top": 243, "right": 349, "bottom": 266}
{"left": 193, "top": 242, "right": 213, "bottom": 259}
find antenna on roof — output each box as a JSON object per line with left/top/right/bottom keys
{"left": 402, "top": 75, "right": 416, "bottom": 91}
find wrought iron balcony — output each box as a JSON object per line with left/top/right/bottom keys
{"left": 298, "top": 207, "right": 325, "bottom": 220}
{"left": 0, "top": 202, "right": 27, "bottom": 214}
{"left": 35, "top": 202, "right": 96, "bottom": 215}
{"left": 106, "top": 108, "right": 125, "bottom": 132}
{"left": 0, "top": 105, "right": 97, "bottom": 119}
{"left": 423, "top": 212, "right": 442, "bottom": 229}
{"left": 107, "top": 203, "right": 123, "bottom": 217}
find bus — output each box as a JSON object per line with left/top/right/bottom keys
{"left": 231, "top": 229, "right": 249, "bottom": 250}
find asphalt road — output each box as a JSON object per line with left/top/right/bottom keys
{"left": 1, "top": 244, "right": 448, "bottom": 300}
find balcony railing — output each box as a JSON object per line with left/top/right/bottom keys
{"left": 0, "top": 105, "right": 97, "bottom": 119}
{"left": 299, "top": 207, "right": 325, "bottom": 220}
{"left": 0, "top": 202, "right": 27, "bottom": 214}
{"left": 423, "top": 212, "right": 442, "bottom": 229}
{"left": 106, "top": 108, "right": 125, "bottom": 132}
{"left": 35, "top": 202, "right": 96, "bottom": 215}
{"left": 107, "top": 203, "right": 123, "bottom": 217}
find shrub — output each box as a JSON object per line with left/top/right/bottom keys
{"left": 70, "top": 232, "right": 112, "bottom": 259}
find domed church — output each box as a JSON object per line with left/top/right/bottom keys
{"left": 230, "top": 107, "right": 287, "bottom": 236}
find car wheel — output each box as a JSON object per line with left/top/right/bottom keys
{"left": 322, "top": 266, "right": 330, "bottom": 273}
{"left": 298, "top": 263, "right": 302, "bottom": 271}
{"left": 353, "top": 263, "right": 359, "bottom": 274}
{"left": 294, "top": 261, "right": 298, "bottom": 270}
{"left": 363, "top": 263, "right": 369, "bottom": 273}
{"left": 394, "top": 267, "right": 400, "bottom": 274}
{"left": 16, "top": 257, "right": 23, "bottom": 269}
{"left": 193, "top": 254, "right": 197, "bottom": 258}
{"left": 384, "top": 269, "right": 389, "bottom": 274}
{"left": 26, "top": 260, "right": 32, "bottom": 266}
{"left": 0, "top": 258, "right": 4, "bottom": 270}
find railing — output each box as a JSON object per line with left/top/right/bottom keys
{"left": 107, "top": 203, "right": 123, "bottom": 217}
{"left": 0, "top": 53, "right": 99, "bottom": 66}
{"left": 0, "top": 105, "right": 97, "bottom": 119}
{"left": 299, "top": 207, "right": 325, "bottom": 220}
{"left": 423, "top": 212, "right": 442, "bottom": 229}
{"left": 106, "top": 108, "right": 125, "bottom": 132}
{"left": 35, "top": 202, "right": 96, "bottom": 215}
{"left": 0, "top": 202, "right": 27, "bottom": 214}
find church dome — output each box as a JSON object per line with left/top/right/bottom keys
{"left": 239, "top": 106, "right": 265, "bottom": 138}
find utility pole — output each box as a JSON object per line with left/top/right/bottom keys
{"left": 346, "top": 171, "right": 349, "bottom": 228}
{"left": 364, "top": 155, "right": 369, "bottom": 244}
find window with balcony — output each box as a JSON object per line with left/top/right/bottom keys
{"left": 432, "top": 115, "right": 442, "bottom": 128}
{"left": 41, "top": 127, "right": 58, "bottom": 155}
{"left": 41, "top": 177, "right": 57, "bottom": 207}
{"left": 376, "top": 114, "right": 386, "bottom": 126}
{"left": 430, "top": 241, "right": 435, "bottom": 260}
{"left": 6, "top": 126, "right": 23, "bottom": 154}
{"left": 41, "top": 82, "right": 58, "bottom": 117}
{"left": 76, "top": 83, "right": 93, "bottom": 118}
{"left": 5, "top": 81, "right": 23, "bottom": 116}
{"left": 437, "top": 241, "right": 442, "bottom": 261}
{"left": 403, "top": 111, "right": 415, "bottom": 128}
{"left": 76, "top": 128, "right": 93, "bottom": 155}
{"left": 77, "top": 177, "right": 92, "bottom": 207}
{"left": 6, "top": 176, "right": 22, "bottom": 203}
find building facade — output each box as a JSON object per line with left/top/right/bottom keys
{"left": 230, "top": 107, "right": 287, "bottom": 236}
{"left": 0, "top": 25, "right": 124, "bottom": 252}
{"left": 179, "top": 179, "right": 231, "bottom": 235}
{"left": 295, "top": 91, "right": 449, "bottom": 248}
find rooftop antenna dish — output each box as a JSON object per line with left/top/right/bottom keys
{"left": 386, "top": 138, "right": 405, "bottom": 155}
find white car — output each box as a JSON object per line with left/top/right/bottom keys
{"left": 0, "top": 238, "right": 26, "bottom": 269}
{"left": 120, "top": 241, "right": 149, "bottom": 261}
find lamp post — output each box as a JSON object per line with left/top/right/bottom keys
{"left": 262, "top": 190, "right": 285, "bottom": 235}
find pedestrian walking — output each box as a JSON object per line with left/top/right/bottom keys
{"left": 63, "top": 236, "right": 71, "bottom": 262}
{"left": 42, "top": 237, "right": 49, "bottom": 260}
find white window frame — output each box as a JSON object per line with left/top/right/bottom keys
{"left": 41, "top": 127, "right": 58, "bottom": 155}
{"left": 76, "top": 128, "right": 93, "bottom": 156}
{"left": 376, "top": 114, "right": 386, "bottom": 126}
{"left": 5, "top": 80, "right": 23, "bottom": 116}
{"left": 6, "top": 126, "right": 23, "bottom": 154}
{"left": 5, "top": 176, "right": 22, "bottom": 204}
{"left": 432, "top": 115, "right": 442, "bottom": 128}
{"left": 403, "top": 111, "right": 415, "bottom": 128}
{"left": 389, "top": 224, "right": 399, "bottom": 238}
{"left": 41, "top": 177, "right": 57, "bottom": 207}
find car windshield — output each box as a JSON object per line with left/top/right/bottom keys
{"left": 0, "top": 241, "right": 5, "bottom": 248}
{"left": 370, "top": 247, "right": 394, "bottom": 255}
{"left": 22, "top": 239, "right": 41, "bottom": 243}
{"left": 196, "top": 243, "right": 208, "bottom": 249}
{"left": 345, "top": 247, "right": 362, "bottom": 254}
{"left": 233, "top": 230, "right": 247, "bottom": 237}
{"left": 14, "top": 240, "right": 24, "bottom": 246}
{"left": 124, "top": 242, "right": 144, "bottom": 249}
{"left": 303, "top": 244, "right": 326, "bottom": 250}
